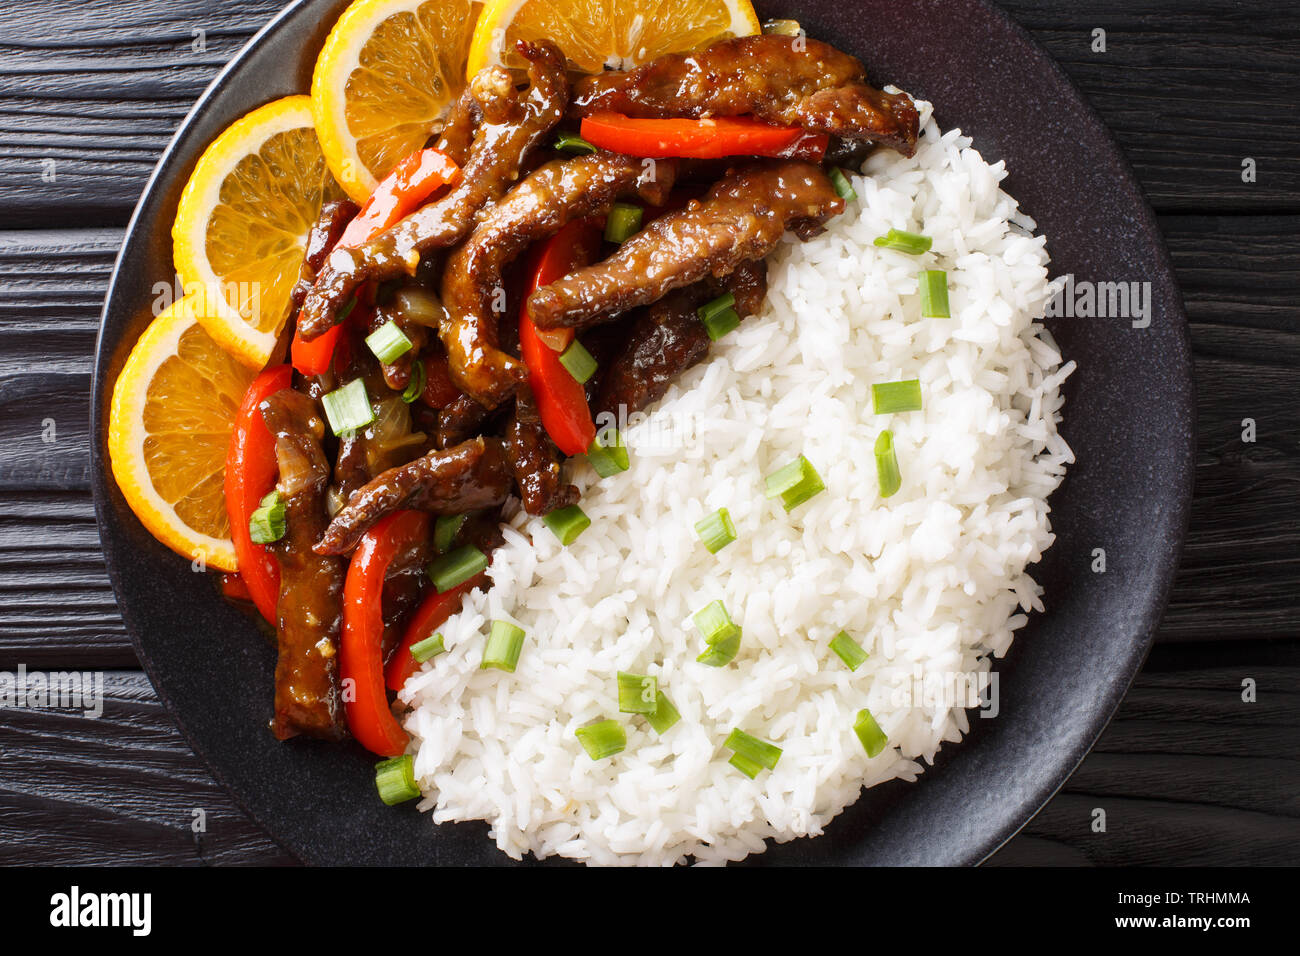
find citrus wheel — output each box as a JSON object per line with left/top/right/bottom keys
{"left": 312, "top": 0, "right": 482, "bottom": 203}
{"left": 108, "top": 294, "right": 257, "bottom": 573}
{"left": 172, "top": 94, "right": 344, "bottom": 370}
{"left": 467, "top": 0, "right": 760, "bottom": 76}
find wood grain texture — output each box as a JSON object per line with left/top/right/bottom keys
{"left": 0, "top": 0, "right": 1296, "bottom": 224}
{"left": 1, "top": 651, "right": 1292, "bottom": 866}
{"left": 0, "top": 670, "right": 294, "bottom": 865}
{"left": 0, "top": 0, "right": 1295, "bottom": 866}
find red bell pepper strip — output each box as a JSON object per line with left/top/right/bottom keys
{"left": 384, "top": 571, "right": 487, "bottom": 691}
{"left": 224, "top": 364, "right": 293, "bottom": 624}
{"left": 220, "top": 573, "right": 252, "bottom": 603}
{"left": 291, "top": 148, "right": 461, "bottom": 376}
{"left": 340, "top": 509, "right": 431, "bottom": 757}
{"left": 518, "top": 217, "right": 603, "bottom": 456}
{"left": 338, "top": 147, "right": 461, "bottom": 248}
{"left": 579, "top": 112, "right": 828, "bottom": 161}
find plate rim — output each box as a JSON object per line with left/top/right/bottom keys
{"left": 89, "top": 0, "right": 1195, "bottom": 866}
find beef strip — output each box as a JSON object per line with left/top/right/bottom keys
{"left": 431, "top": 86, "right": 480, "bottom": 166}
{"left": 527, "top": 160, "right": 842, "bottom": 330}
{"left": 439, "top": 151, "right": 677, "bottom": 408}
{"left": 290, "top": 199, "right": 360, "bottom": 311}
{"left": 594, "top": 260, "right": 767, "bottom": 418}
{"left": 571, "top": 35, "right": 918, "bottom": 156}
{"left": 260, "top": 389, "right": 346, "bottom": 741}
{"left": 315, "top": 437, "right": 512, "bottom": 555}
{"left": 435, "top": 393, "right": 496, "bottom": 449}
{"left": 506, "top": 383, "right": 579, "bottom": 516}
{"left": 297, "top": 40, "right": 570, "bottom": 341}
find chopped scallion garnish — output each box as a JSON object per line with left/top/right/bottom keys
{"left": 365, "top": 320, "right": 413, "bottom": 364}
{"left": 575, "top": 719, "right": 627, "bottom": 760}
{"left": 725, "top": 728, "right": 782, "bottom": 771}
{"left": 871, "top": 378, "right": 923, "bottom": 414}
{"left": 481, "top": 620, "right": 525, "bottom": 672}
{"left": 555, "top": 131, "right": 597, "bottom": 154}
{"left": 728, "top": 752, "right": 765, "bottom": 778}
{"left": 645, "top": 691, "right": 680, "bottom": 734}
{"left": 697, "top": 292, "right": 735, "bottom": 323}
{"left": 764, "top": 454, "right": 825, "bottom": 512}
{"left": 829, "top": 167, "right": 857, "bottom": 201}
{"left": 874, "top": 229, "right": 933, "bottom": 255}
{"left": 854, "top": 708, "right": 888, "bottom": 758}
{"left": 587, "top": 428, "right": 629, "bottom": 478}
{"left": 696, "top": 631, "right": 741, "bottom": 667}
{"left": 693, "top": 600, "right": 739, "bottom": 645}
{"left": 427, "top": 544, "right": 487, "bottom": 592}
{"left": 694, "top": 507, "right": 737, "bottom": 553}
{"left": 702, "top": 306, "right": 740, "bottom": 341}
{"left": 410, "top": 633, "right": 445, "bottom": 664}
{"left": 433, "top": 513, "right": 467, "bottom": 554}
{"left": 248, "top": 490, "right": 286, "bottom": 544}
{"left": 617, "top": 672, "right": 658, "bottom": 715}
{"left": 374, "top": 755, "right": 420, "bottom": 805}
{"left": 558, "top": 340, "right": 597, "bottom": 384}
{"left": 604, "top": 203, "right": 643, "bottom": 244}
{"left": 321, "top": 378, "right": 375, "bottom": 436}
{"left": 542, "top": 504, "right": 591, "bottom": 545}
{"left": 401, "top": 359, "right": 426, "bottom": 404}
{"left": 874, "top": 430, "right": 901, "bottom": 498}
{"left": 918, "top": 269, "right": 950, "bottom": 318}
{"left": 829, "top": 631, "right": 868, "bottom": 671}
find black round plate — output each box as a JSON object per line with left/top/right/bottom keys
{"left": 91, "top": 0, "right": 1194, "bottom": 865}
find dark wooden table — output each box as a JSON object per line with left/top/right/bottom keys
{"left": 0, "top": 0, "right": 1296, "bottom": 866}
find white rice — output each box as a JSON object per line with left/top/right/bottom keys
{"left": 399, "top": 99, "right": 1075, "bottom": 866}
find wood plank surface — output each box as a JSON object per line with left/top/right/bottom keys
{"left": 1, "top": 0, "right": 1296, "bottom": 224}
{"left": 0, "top": 0, "right": 1295, "bottom": 866}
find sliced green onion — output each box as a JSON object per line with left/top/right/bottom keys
{"left": 829, "top": 631, "right": 868, "bottom": 671}
{"left": 854, "top": 708, "right": 888, "bottom": 758}
{"left": 694, "top": 507, "right": 737, "bottom": 553}
{"left": 874, "top": 430, "right": 901, "bottom": 498}
{"left": 617, "top": 672, "right": 658, "bottom": 715}
{"left": 575, "top": 719, "right": 626, "bottom": 760}
{"left": 696, "top": 630, "right": 741, "bottom": 667}
{"left": 365, "top": 320, "right": 413, "bottom": 364}
{"left": 401, "top": 358, "right": 426, "bottom": 403}
{"left": 604, "top": 203, "right": 643, "bottom": 244}
{"left": 701, "top": 306, "right": 740, "bottom": 341}
{"left": 645, "top": 691, "right": 680, "bottom": 734}
{"left": 764, "top": 454, "right": 825, "bottom": 512}
{"left": 542, "top": 504, "right": 590, "bottom": 545}
{"left": 248, "top": 490, "right": 286, "bottom": 544}
{"left": 693, "top": 600, "right": 739, "bottom": 645}
{"left": 555, "top": 131, "right": 597, "bottom": 154}
{"left": 410, "top": 633, "right": 445, "bottom": 664}
{"left": 481, "top": 620, "right": 525, "bottom": 672}
{"left": 918, "top": 269, "right": 950, "bottom": 318}
{"left": 433, "top": 513, "right": 467, "bottom": 554}
{"left": 586, "top": 428, "right": 629, "bottom": 478}
{"left": 871, "top": 378, "right": 923, "bottom": 414}
{"left": 321, "top": 378, "right": 375, "bottom": 436}
{"left": 729, "top": 752, "right": 764, "bottom": 779}
{"left": 336, "top": 297, "right": 358, "bottom": 324}
{"left": 873, "top": 229, "right": 933, "bottom": 255}
{"left": 427, "top": 544, "right": 488, "bottom": 592}
{"left": 829, "top": 167, "right": 857, "bottom": 201}
{"left": 374, "top": 755, "right": 420, "bottom": 805}
{"left": 558, "top": 340, "right": 597, "bottom": 384}
{"left": 725, "top": 728, "right": 782, "bottom": 771}
{"left": 696, "top": 292, "right": 735, "bottom": 323}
